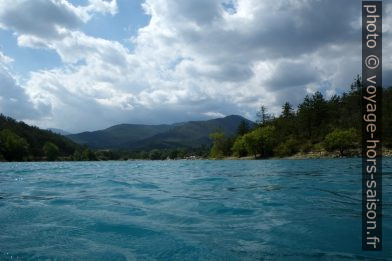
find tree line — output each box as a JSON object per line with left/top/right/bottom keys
{"left": 0, "top": 114, "right": 211, "bottom": 161}
{"left": 0, "top": 112, "right": 211, "bottom": 161}
{"left": 209, "top": 76, "right": 392, "bottom": 158}
{"left": 0, "top": 115, "right": 82, "bottom": 161}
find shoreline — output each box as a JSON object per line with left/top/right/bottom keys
{"left": 1, "top": 148, "right": 391, "bottom": 162}
{"left": 222, "top": 148, "right": 392, "bottom": 160}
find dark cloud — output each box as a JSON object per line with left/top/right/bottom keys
{"left": 0, "top": 0, "right": 83, "bottom": 39}
{"left": 264, "top": 60, "right": 319, "bottom": 90}
{"left": 171, "top": 0, "right": 222, "bottom": 25}
{"left": 175, "top": 0, "right": 360, "bottom": 59}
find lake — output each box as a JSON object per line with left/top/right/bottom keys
{"left": 0, "top": 159, "right": 391, "bottom": 260}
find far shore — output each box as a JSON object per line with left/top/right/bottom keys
{"left": 1, "top": 148, "right": 391, "bottom": 163}
{"left": 221, "top": 148, "right": 392, "bottom": 160}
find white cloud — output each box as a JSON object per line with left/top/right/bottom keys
{"left": 0, "top": 0, "right": 83, "bottom": 40}
{"left": 1, "top": 0, "right": 391, "bottom": 132}
{"left": 0, "top": 59, "right": 49, "bottom": 120}
{"left": 0, "top": 0, "right": 117, "bottom": 45}
{"left": 85, "top": 0, "right": 118, "bottom": 16}
{"left": 203, "top": 112, "right": 226, "bottom": 118}
{"left": 0, "top": 51, "right": 13, "bottom": 64}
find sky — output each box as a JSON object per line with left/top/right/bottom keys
{"left": 0, "top": 0, "right": 391, "bottom": 133}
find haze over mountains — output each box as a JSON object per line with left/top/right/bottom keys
{"left": 47, "top": 128, "right": 72, "bottom": 136}
{"left": 67, "top": 115, "right": 254, "bottom": 150}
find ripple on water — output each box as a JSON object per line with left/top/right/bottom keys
{"left": 0, "top": 159, "right": 391, "bottom": 260}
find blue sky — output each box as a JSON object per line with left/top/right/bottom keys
{"left": 0, "top": 0, "right": 390, "bottom": 132}
{"left": 0, "top": 0, "right": 149, "bottom": 76}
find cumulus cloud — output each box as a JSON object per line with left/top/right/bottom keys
{"left": 85, "top": 0, "right": 118, "bottom": 16}
{"left": 0, "top": 0, "right": 83, "bottom": 39}
{"left": 0, "top": 0, "right": 117, "bottom": 44}
{"left": 0, "top": 0, "right": 391, "bottom": 131}
{"left": 0, "top": 54, "right": 50, "bottom": 120}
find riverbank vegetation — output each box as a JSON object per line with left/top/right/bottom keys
{"left": 209, "top": 77, "right": 392, "bottom": 159}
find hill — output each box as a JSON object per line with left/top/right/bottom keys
{"left": 67, "top": 124, "right": 172, "bottom": 149}
{"left": 0, "top": 114, "right": 82, "bottom": 161}
{"left": 67, "top": 115, "right": 254, "bottom": 150}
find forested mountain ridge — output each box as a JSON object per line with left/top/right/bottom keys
{"left": 0, "top": 114, "right": 254, "bottom": 161}
{"left": 67, "top": 115, "right": 255, "bottom": 150}
{"left": 0, "top": 114, "right": 82, "bottom": 161}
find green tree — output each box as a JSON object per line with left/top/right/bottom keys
{"left": 43, "top": 142, "right": 59, "bottom": 161}
{"left": 242, "top": 132, "right": 259, "bottom": 158}
{"left": 231, "top": 136, "right": 247, "bottom": 157}
{"left": 350, "top": 74, "right": 362, "bottom": 93}
{"left": 81, "top": 148, "right": 97, "bottom": 161}
{"left": 323, "top": 128, "right": 358, "bottom": 157}
{"left": 256, "top": 105, "right": 271, "bottom": 126}
{"left": 72, "top": 150, "right": 82, "bottom": 161}
{"left": 209, "top": 132, "right": 226, "bottom": 158}
{"left": 169, "top": 149, "right": 179, "bottom": 159}
{"left": 281, "top": 102, "right": 295, "bottom": 118}
{"left": 149, "top": 149, "right": 162, "bottom": 160}
{"left": 0, "top": 129, "right": 29, "bottom": 161}
{"left": 0, "top": 114, "right": 81, "bottom": 160}
{"left": 297, "top": 91, "right": 328, "bottom": 140}
{"left": 242, "top": 126, "right": 276, "bottom": 158}
{"left": 209, "top": 132, "right": 233, "bottom": 159}
{"left": 274, "top": 137, "right": 299, "bottom": 157}
{"left": 255, "top": 125, "right": 276, "bottom": 157}
{"left": 273, "top": 102, "right": 297, "bottom": 141}
{"left": 236, "top": 120, "right": 250, "bottom": 137}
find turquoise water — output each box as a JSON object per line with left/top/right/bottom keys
{"left": 0, "top": 159, "right": 391, "bottom": 260}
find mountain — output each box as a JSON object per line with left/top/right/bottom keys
{"left": 47, "top": 128, "right": 72, "bottom": 136}
{"left": 0, "top": 114, "right": 81, "bottom": 160}
{"left": 67, "top": 124, "right": 172, "bottom": 149}
{"left": 67, "top": 115, "right": 254, "bottom": 150}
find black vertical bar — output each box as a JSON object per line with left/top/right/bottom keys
{"left": 362, "top": 1, "right": 382, "bottom": 251}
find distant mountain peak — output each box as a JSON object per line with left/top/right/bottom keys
{"left": 68, "top": 115, "right": 255, "bottom": 150}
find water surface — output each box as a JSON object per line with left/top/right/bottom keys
{"left": 0, "top": 159, "right": 391, "bottom": 260}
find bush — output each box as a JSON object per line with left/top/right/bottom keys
{"left": 43, "top": 142, "right": 59, "bottom": 161}
{"left": 149, "top": 149, "right": 162, "bottom": 160}
{"left": 231, "top": 136, "right": 247, "bottom": 157}
{"left": 73, "top": 150, "right": 82, "bottom": 161}
{"left": 274, "top": 138, "right": 299, "bottom": 157}
{"left": 324, "top": 128, "right": 357, "bottom": 156}
{"left": 300, "top": 140, "right": 313, "bottom": 153}
{"left": 241, "top": 126, "right": 276, "bottom": 158}
{"left": 81, "top": 149, "right": 97, "bottom": 161}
